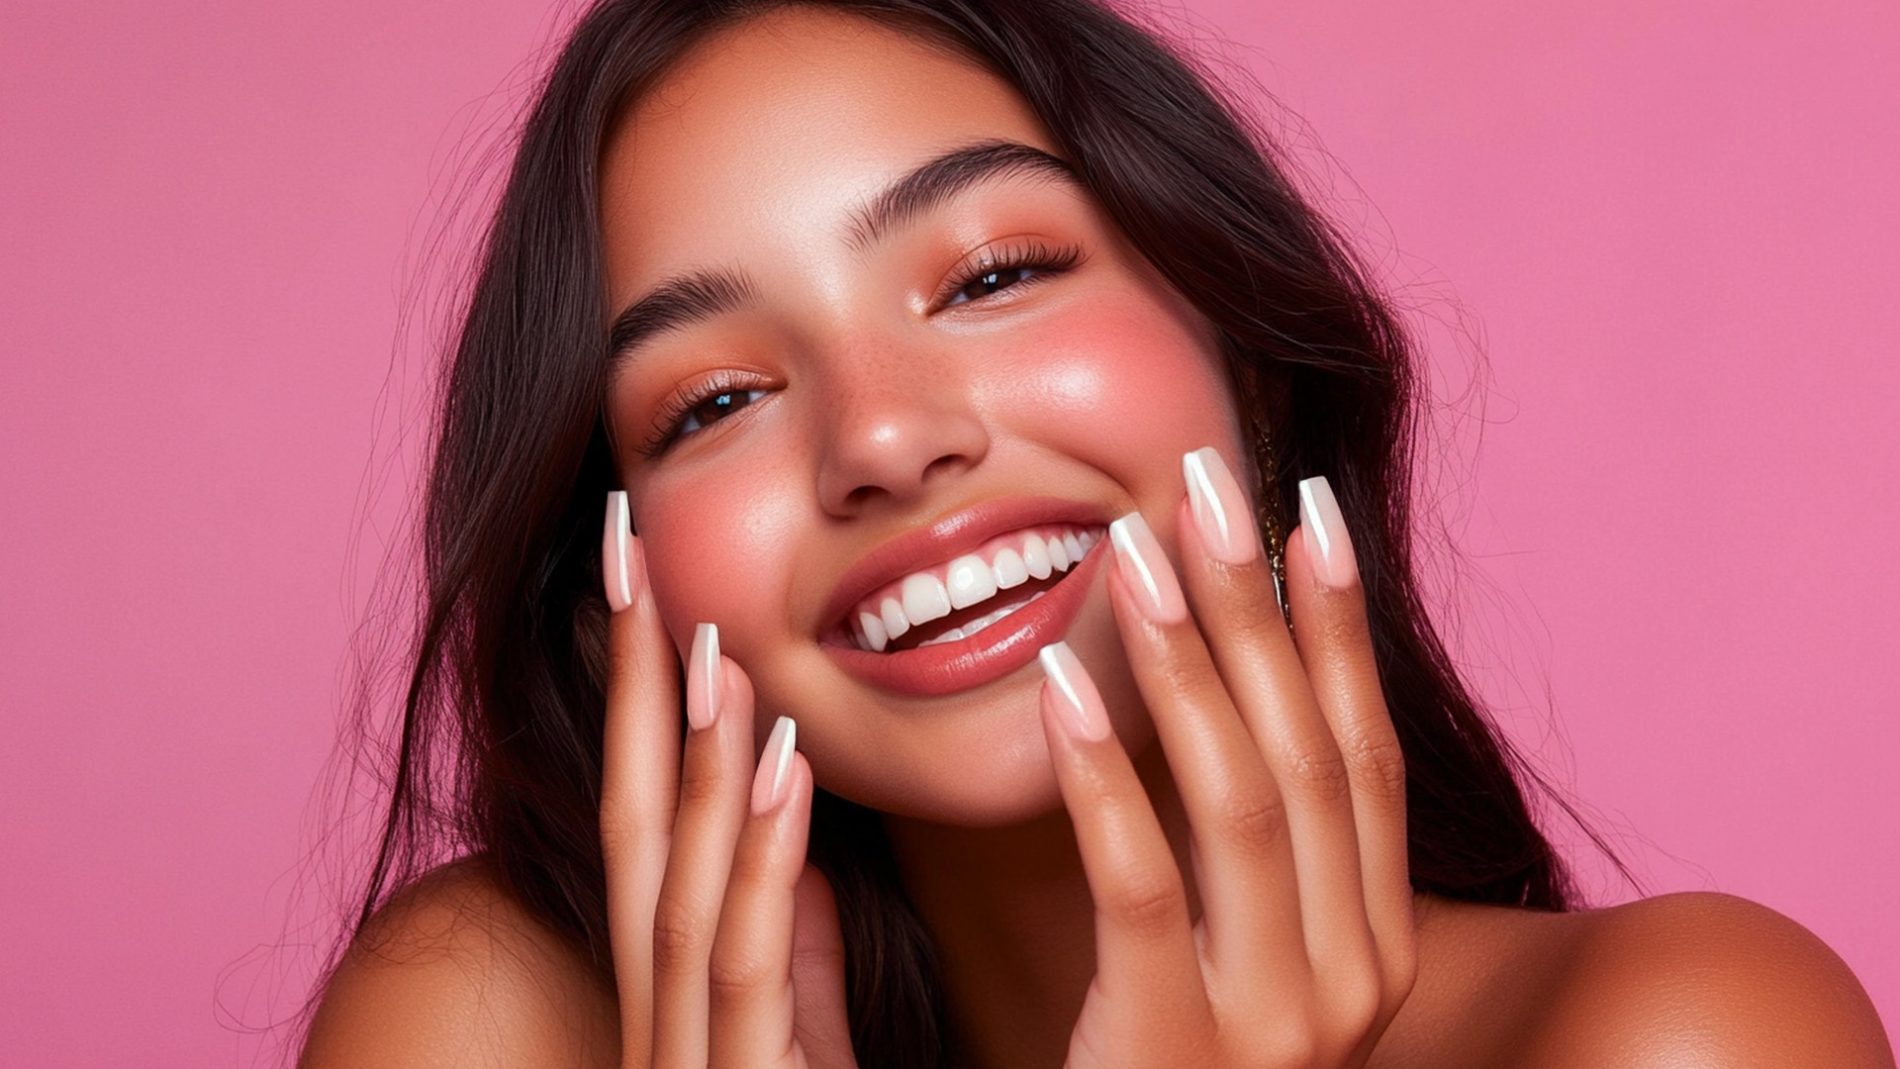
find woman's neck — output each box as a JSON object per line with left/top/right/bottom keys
{"left": 881, "top": 739, "right": 1199, "bottom": 1069}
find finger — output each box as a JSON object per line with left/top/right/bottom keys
{"left": 1176, "top": 449, "right": 1378, "bottom": 980}
{"left": 651, "top": 624, "right": 757, "bottom": 1069}
{"left": 1286, "top": 476, "right": 1416, "bottom": 999}
{"left": 599, "top": 490, "right": 680, "bottom": 1052}
{"left": 1103, "top": 509, "right": 1305, "bottom": 982}
{"left": 1037, "top": 642, "right": 1212, "bottom": 1033}
{"left": 789, "top": 865, "right": 855, "bottom": 1068}
{"left": 709, "top": 717, "right": 814, "bottom": 1068}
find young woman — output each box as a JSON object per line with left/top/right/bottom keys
{"left": 298, "top": 1, "right": 1893, "bottom": 1065}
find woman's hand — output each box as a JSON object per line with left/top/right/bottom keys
{"left": 598, "top": 490, "right": 858, "bottom": 1068}
{"left": 1037, "top": 451, "right": 1418, "bottom": 1068}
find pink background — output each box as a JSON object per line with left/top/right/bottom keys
{"left": 3, "top": 0, "right": 1893, "bottom": 1063}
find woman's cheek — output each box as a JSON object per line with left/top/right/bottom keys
{"left": 634, "top": 453, "right": 807, "bottom": 658}
{"left": 979, "top": 290, "right": 1237, "bottom": 484}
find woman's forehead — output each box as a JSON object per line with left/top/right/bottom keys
{"left": 598, "top": 8, "right": 1058, "bottom": 306}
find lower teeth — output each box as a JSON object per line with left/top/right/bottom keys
{"left": 914, "top": 590, "right": 1047, "bottom": 648}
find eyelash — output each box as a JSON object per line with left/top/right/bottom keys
{"left": 933, "top": 238, "right": 1084, "bottom": 310}
{"left": 636, "top": 240, "right": 1086, "bottom": 457}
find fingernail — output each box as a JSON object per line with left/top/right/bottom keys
{"left": 1108, "top": 511, "right": 1188, "bottom": 623}
{"left": 1182, "top": 446, "right": 1259, "bottom": 565}
{"left": 751, "top": 715, "right": 797, "bottom": 815}
{"left": 602, "top": 491, "right": 638, "bottom": 612}
{"left": 1038, "top": 642, "right": 1110, "bottom": 742}
{"left": 1298, "top": 476, "right": 1359, "bottom": 590}
{"left": 686, "top": 622, "right": 720, "bottom": 730}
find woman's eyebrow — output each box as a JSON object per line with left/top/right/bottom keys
{"left": 841, "top": 138, "right": 1079, "bottom": 253}
{"left": 607, "top": 139, "right": 1079, "bottom": 367}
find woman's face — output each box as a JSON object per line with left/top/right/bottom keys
{"left": 602, "top": 7, "right": 1249, "bottom": 826}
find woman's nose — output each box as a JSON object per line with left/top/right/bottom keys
{"left": 813, "top": 370, "right": 991, "bottom": 516}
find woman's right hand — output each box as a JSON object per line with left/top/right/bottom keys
{"left": 599, "top": 490, "right": 859, "bottom": 1068}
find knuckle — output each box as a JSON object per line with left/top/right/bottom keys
{"left": 1315, "top": 586, "right": 1371, "bottom": 643}
{"left": 1151, "top": 653, "right": 1222, "bottom": 711}
{"left": 725, "top": 837, "right": 774, "bottom": 890}
{"left": 706, "top": 944, "right": 772, "bottom": 1002}
{"left": 649, "top": 899, "right": 714, "bottom": 976}
{"left": 597, "top": 797, "right": 655, "bottom": 862}
{"left": 1101, "top": 867, "right": 1189, "bottom": 936}
{"left": 675, "top": 758, "right": 724, "bottom": 810}
{"left": 1345, "top": 729, "right": 1409, "bottom": 807}
{"left": 1227, "top": 593, "right": 1293, "bottom": 649}
{"left": 1214, "top": 785, "right": 1288, "bottom": 857}
{"left": 1281, "top": 739, "right": 1353, "bottom": 805}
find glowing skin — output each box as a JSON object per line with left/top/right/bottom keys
{"left": 601, "top": 9, "right": 1248, "bottom": 828}
{"left": 596, "top": 20, "right": 1259, "bottom": 1057}
{"left": 305, "top": 13, "right": 1900, "bottom": 1069}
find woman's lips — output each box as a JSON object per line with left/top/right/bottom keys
{"left": 821, "top": 538, "right": 1106, "bottom": 697}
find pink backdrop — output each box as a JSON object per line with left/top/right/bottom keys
{"left": 2, "top": 1, "right": 1893, "bottom": 1063}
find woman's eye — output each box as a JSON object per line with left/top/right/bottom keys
{"left": 946, "top": 264, "right": 1040, "bottom": 307}
{"left": 940, "top": 241, "right": 1084, "bottom": 310}
{"left": 678, "top": 387, "right": 767, "bottom": 435}
{"left": 636, "top": 375, "right": 772, "bottom": 458}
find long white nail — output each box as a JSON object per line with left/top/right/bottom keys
{"left": 751, "top": 716, "right": 797, "bottom": 815}
{"left": 601, "top": 491, "right": 635, "bottom": 612}
{"left": 1039, "top": 642, "right": 1111, "bottom": 742}
{"left": 1183, "top": 446, "right": 1259, "bottom": 565}
{"left": 1298, "top": 476, "right": 1358, "bottom": 590}
{"left": 1107, "top": 512, "right": 1188, "bottom": 624}
{"left": 687, "top": 622, "right": 720, "bottom": 730}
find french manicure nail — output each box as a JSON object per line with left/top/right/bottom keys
{"left": 751, "top": 715, "right": 797, "bottom": 815}
{"left": 686, "top": 622, "right": 720, "bottom": 730}
{"left": 1107, "top": 511, "right": 1188, "bottom": 623}
{"left": 1038, "top": 642, "right": 1111, "bottom": 742}
{"left": 1182, "top": 446, "right": 1260, "bottom": 565}
{"left": 602, "top": 490, "right": 637, "bottom": 612}
{"left": 1298, "top": 476, "right": 1359, "bottom": 590}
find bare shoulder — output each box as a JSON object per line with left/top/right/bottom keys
{"left": 300, "top": 855, "right": 619, "bottom": 1068}
{"left": 1382, "top": 891, "right": 1893, "bottom": 1069}
{"left": 1514, "top": 891, "right": 1895, "bottom": 1067}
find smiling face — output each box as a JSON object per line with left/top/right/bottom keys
{"left": 601, "top": 6, "right": 1252, "bottom": 826}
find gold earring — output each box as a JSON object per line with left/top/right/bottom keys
{"left": 1254, "top": 426, "right": 1290, "bottom": 624}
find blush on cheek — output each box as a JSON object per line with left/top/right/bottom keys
{"left": 985, "top": 292, "right": 1239, "bottom": 478}
{"left": 634, "top": 460, "right": 805, "bottom": 658}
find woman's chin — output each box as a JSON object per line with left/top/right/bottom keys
{"left": 811, "top": 713, "right": 1074, "bottom": 828}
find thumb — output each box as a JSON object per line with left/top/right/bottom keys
{"left": 790, "top": 864, "right": 856, "bottom": 1067}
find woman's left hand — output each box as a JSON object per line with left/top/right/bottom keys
{"left": 1037, "top": 450, "right": 1418, "bottom": 1068}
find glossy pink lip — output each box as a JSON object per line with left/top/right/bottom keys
{"left": 817, "top": 495, "right": 1114, "bottom": 639}
{"left": 823, "top": 539, "right": 1106, "bottom": 697}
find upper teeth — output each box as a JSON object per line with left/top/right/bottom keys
{"left": 849, "top": 525, "right": 1102, "bottom": 653}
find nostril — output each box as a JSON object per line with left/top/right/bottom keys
{"left": 921, "top": 453, "right": 971, "bottom": 482}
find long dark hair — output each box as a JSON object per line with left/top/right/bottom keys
{"left": 322, "top": 0, "right": 1629, "bottom": 1063}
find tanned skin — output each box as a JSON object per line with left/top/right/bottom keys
{"left": 302, "top": 9, "right": 1894, "bottom": 1067}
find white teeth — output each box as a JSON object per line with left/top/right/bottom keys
{"left": 946, "top": 553, "right": 998, "bottom": 610}
{"left": 901, "top": 572, "right": 952, "bottom": 626}
{"left": 858, "top": 611, "right": 888, "bottom": 653}
{"left": 956, "top": 589, "right": 1046, "bottom": 639}
{"left": 1022, "top": 535, "right": 1053, "bottom": 580}
{"left": 880, "top": 597, "right": 909, "bottom": 641}
{"left": 1046, "top": 533, "right": 1071, "bottom": 571}
{"left": 906, "top": 588, "right": 1052, "bottom": 650}
{"left": 992, "top": 547, "right": 1029, "bottom": 590}
{"left": 846, "top": 528, "right": 1101, "bottom": 653}
{"left": 1063, "top": 531, "right": 1085, "bottom": 562}
{"left": 918, "top": 625, "right": 965, "bottom": 648}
